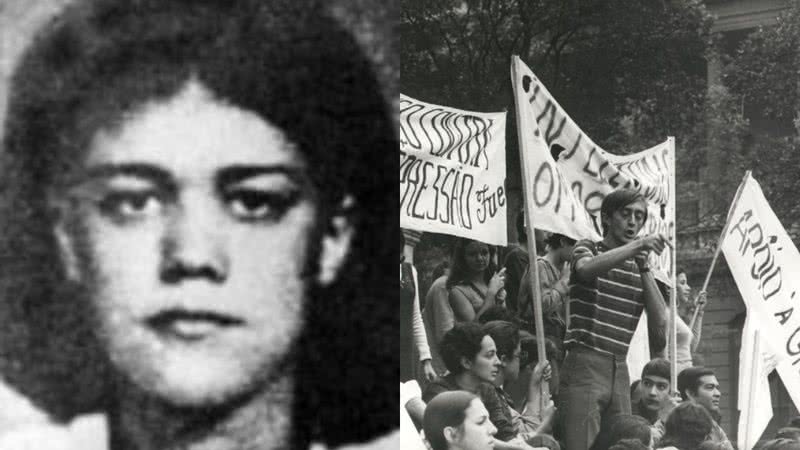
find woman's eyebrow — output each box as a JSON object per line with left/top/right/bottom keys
{"left": 215, "top": 165, "right": 307, "bottom": 187}
{"left": 82, "top": 163, "right": 176, "bottom": 189}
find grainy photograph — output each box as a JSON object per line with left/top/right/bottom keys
{"left": 401, "top": 1, "right": 800, "bottom": 449}
{"left": 0, "top": 1, "right": 398, "bottom": 449}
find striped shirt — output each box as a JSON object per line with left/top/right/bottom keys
{"left": 565, "top": 239, "right": 644, "bottom": 356}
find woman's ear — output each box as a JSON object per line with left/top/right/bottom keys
{"left": 443, "top": 426, "right": 460, "bottom": 446}
{"left": 316, "top": 195, "right": 355, "bottom": 286}
{"left": 460, "top": 356, "right": 472, "bottom": 372}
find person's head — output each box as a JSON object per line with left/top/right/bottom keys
{"left": 788, "top": 416, "right": 800, "bottom": 428}
{"left": 609, "top": 438, "right": 650, "bottom": 450}
{"left": 423, "top": 391, "right": 497, "bottom": 450}
{"left": 476, "top": 305, "right": 516, "bottom": 325}
{"left": 638, "top": 358, "right": 671, "bottom": 412}
{"left": 678, "top": 367, "right": 721, "bottom": 418}
{"left": 697, "top": 442, "right": 733, "bottom": 450}
{"left": 600, "top": 189, "right": 648, "bottom": 246}
{"left": 482, "top": 321, "right": 521, "bottom": 385}
{"left": 544, "top": 233, "right": 576, "bottom": 264}
{"left": 440, "top": 323, "right": 500, "bottom": 382}
{"left": 676, "top": 267, "right": 691, "bottom": 304}
{"left": 0, "top": 0, "right": 395, "bottom": 445}
{"left": 516, "top": 210, "right": 527, "bottom": 243}
{"left": 776, "top": 428, "right": 800, "bottom": 441}
{"left": 607, "top": 415, "right": 653, "bottom": 449}
{"left": 447, "top": 239, "right": 497, "bottom": 288}
{"left": 659, "top": 402, "right": 714, "bottom": 450}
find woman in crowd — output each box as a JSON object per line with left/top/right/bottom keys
{"left": 448, "top": 238, "right": 507, "bottom": 323}
{"left": 0, "top": 0, "right": 396, "bottom": 448}
{"left": 423, "top": 391, "right": 498, "bottom": 450}
{"left": 655, "top": 403, "right": 715, "bottom": 450}
{"left": 401, "top": 234, "right": 436, "bottom": 382}
{"left": 662, "top": 268, "right": 708, "bottom": 372}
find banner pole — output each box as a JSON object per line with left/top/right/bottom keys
{"left": 745, "top": 329, "right": 761, "bottom": 447}
{"left": 668, "top": 137, "right": 678, "bottom": 392}
{"left": 688, "top": 170, "right": 751, "bottom": 329}
{"left": 510, "top": 55, "right": 550, "bottom": 415}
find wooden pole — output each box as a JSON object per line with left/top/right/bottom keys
{"left": 745, "top": 329, "right": 761, "bottom": 448}
{"left": 510, "top": 56, "right": 550, "bottom": 413}
{"left": 668, "top": 137, "right": 678, "bottom": 392}
{"left": 688, "top": 171, "right": 751, "bottom": 330}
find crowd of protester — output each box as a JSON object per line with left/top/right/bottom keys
{"left": 399, "top": 187, "right": 800, "bottom": 450}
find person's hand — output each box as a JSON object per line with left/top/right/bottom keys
{"left": 496, "top": 288, "right": 507, "bottom": 306}
{"left": 421, "top": 359, "right": 437, "bottom": 382}
{"left": 489, "top": 267, "right": 507, "bottom": 292}
{"left": 532, "top": 360, "right": 551, "bottom": 384}
{"left": 538, "top": 400, "right": 556, "bottom": 434}
{"left": 637, "top": 233, "right": 671, "bottom": 257}
{"left": 695, "top": 290, "right": 708, "bottom": 311}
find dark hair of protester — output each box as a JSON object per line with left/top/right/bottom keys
{"left": 440, "top": 323, "right": 490, "bottom": 375}
{"left": 609, "top": 438, "right": 650, "bottom": 450}
{"left": 600, "top": 189, "right": 648, "bottom": 233}
{"left": 543, "top": 233, "right": 576, "bottom": 250}
{"left": 519, "top": 331, "right": 561, "bottom": 367}
{"left": 677, "top": 366, "right": 716, "bottom": 400}
{"left": 482, "top": 321, "right": 520, "bottom": 359}
{"left": 516, "top": 210, "right": 527, "bottom": 242}
{"left": 447, "top": 238, "right": 498, "bottom": 289}
{"left": 776, "top": 427, "right": 800, "bottom": 441}
{"left": 593, "top": 414, "right": 651, "bottom": 450}
{"left": 423, "top": 391, "right": 479, "bottom": 450}
{"left": 698, "top": 442, "right": 735, "bottom": 450}
{"left": 432, "top": 260, "right": 451, "bottom": 280}
{"left": 0, "top": 0, "right": 396, "bottom": 447}
{"left": 788, "top": 416, "right": 800, "bottom": 428}
{"left": 630, "top": 379, "right": 641, "bottom": 399}
{"left": 477, "top": 305, "right": 518, "bottom": 325}
{"left": 642, "top": 358, "right": 671, "bottom": 381}
{"left": 759, "top": 439, "right": 800, "bottom": 450}
{"left": 656, "top": 403, "right": 714, "bottom": 450}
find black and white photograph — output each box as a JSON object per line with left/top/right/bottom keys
{"left": 0, "top": 0, "right": 398, "bottom": 449}
{"left": 401, "top": 1, "right": 800, "bottom": 449}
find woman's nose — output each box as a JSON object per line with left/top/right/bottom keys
{"left": 160, "top": 194, "right": 229, "bottom": 283}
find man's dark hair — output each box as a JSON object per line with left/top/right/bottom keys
{"left": 440, "top": 323, "right": 489, "bottom": 375}
{"left": 600, "top": 189, "right": 648, "bottom": 235}
{"left": 641, "top": 358, "right": 671, "bottom": 381}
{"left": 609, "top": 438, "right": 649, "bottom": 450}
{"left": 516, "top": 210, "right": 527, "bottom": 242}
{"left": 776, "top": 427, "right": 800, "bottom": 441}
{"left": 477, "top": 305, "right": 517, "bottom": 325}
{"left": 658, "top": 402, "right": 714, "bottom": 450}
{"left": 0, "top": 0, "right": 395, "bottom": 447}
{"left": 677, "top": 366, "right": 715, "bottom": 400}
{"left": 607, "top": 415, "right": 651, "bottom": 447}
{"left": 543, "top": 233, "right": 576, "bottom": 250}
{"left": 482, "top": 321, "right": 520, "bottom": 360}
{"left": 787, "top": 416, "right": 800, "bottom": 428}
{"left": 518, "top": 331, "right": 561, "bottom": 368}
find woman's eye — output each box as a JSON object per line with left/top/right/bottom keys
{"left": 98, "top": 191, "right": 162, "bottom": 220}
{"left": 225, "top": 190, "right": 297, "bottom": 221}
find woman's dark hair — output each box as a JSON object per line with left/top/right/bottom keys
{"left": 446, "top": 238, "right": 497, "bottom": 289}
{"left": 607, "top": 415, "right": 652, "bottom": 448}
{"left": 423, "top": 391, "right": 478, "bottom": 450}
{"left": 543, "top": 233, "right": 576, "bottom": 250}
{"left": 0, "top": 0, "right": 395, "bottom": 447}
{"left": 609, "top": 439, "right": 649, "bottom": 450}
{"left": 657, "top": 402, "right": 714, "bottom": 450}
{"left": 440, "top": 323, "right": 489, "bottom": 375}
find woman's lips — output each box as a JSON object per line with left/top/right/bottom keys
{"left": 145, "top": 309, "right": 245, "bottom": 341}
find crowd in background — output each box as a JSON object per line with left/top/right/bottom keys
{"left": 401, "top": 188, "right": 799, "bottom": 450}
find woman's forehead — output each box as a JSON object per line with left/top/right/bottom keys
{"left": 85, "top": 80, "right": 306, "bottom": 178}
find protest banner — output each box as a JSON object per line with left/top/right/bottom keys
{"left": 720, "top": 173, "right": 800, "bottom": 422}
{"left": 510, "top": 56, "right": 675, "bottom": 285}
{"left": 400, "top": 94, "right": 508, "bottom": 245}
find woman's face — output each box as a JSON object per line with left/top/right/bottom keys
{"left": 453, "top": 398, "right": 497, "bottom": 450}
{"left": 54, "top": 81, "right": 351, "bottom": 407}
{"left": 677, "top": 272, "right": 691, "bottom": 303}
{"left": 463, "top": 242, "right": 490, "bottom": 274}
{"left": 467, "top": 335, "right": 500, "bottom": 383}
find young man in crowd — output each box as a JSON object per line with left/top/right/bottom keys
{"left": 658, "top": 367, "right": 733, "bottom": 449}
{"left": 556, "top": 188, "right": 670, "bottom": 450}
{"left": 632, "top": 358, "right": 675, "bottom": 425}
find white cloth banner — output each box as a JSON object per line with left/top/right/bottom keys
{"left": 737, "top": 317, "right": 775, "bottom": 450}
{"left": 626, "top": 315, "right": 651, "bottom": 383}
{"left": 721, "top": 173, "right": 800, "bottom": 437}
{"left": 400, "top": 94, "right": 508, "bottom": 245}
{"left": 510, "top": 56, "right": 675, "bottom": 284}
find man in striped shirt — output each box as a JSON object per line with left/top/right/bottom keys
{"left": 555, "top": 189, "right": 669, "bottom": 450}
